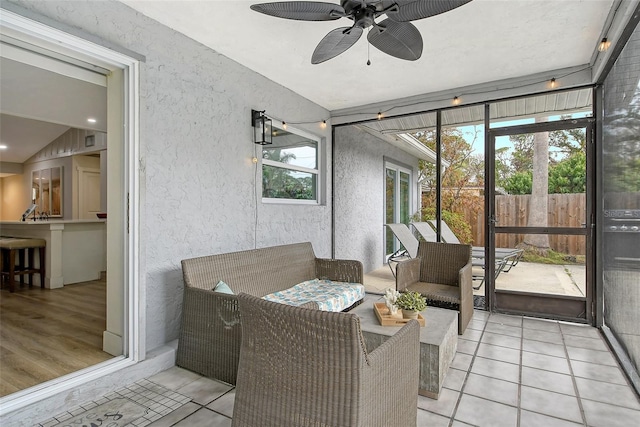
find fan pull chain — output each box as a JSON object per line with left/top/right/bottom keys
{"left": 367, "top": 28, "right": 371, "bottom": 66}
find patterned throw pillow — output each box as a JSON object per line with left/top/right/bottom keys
{"left": 213, "top": 280, "right": 234, "bottom": 294}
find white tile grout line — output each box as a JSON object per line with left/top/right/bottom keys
{"left": 447, "top": 312, "right": 489, "bottom": 425}
{"left": 517, "top": 319, "right": 523, "bottom": 427}
{"left": 36, "top": 379, "right": 192, "bottom": 427}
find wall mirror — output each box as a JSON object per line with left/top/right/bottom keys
{"left": 32, "top": 166, "right": 63, "bottom": 216}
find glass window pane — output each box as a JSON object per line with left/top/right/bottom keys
{"left": 51, "top": 167, "right": 62, "bottom": 216}
{"left": 40, "top": 168, "right": 51, "bottom": 214}
{"left": 417, "top": 106, "right": 485, "bottom": 245}
{"left": 262, "top": 165, "right": 316, "bottom": 200}
{"left": 386, "top": 168, "right": 397, "bottom": 255}
{"left": 263, "top": 130, "right": 317, "bottom": 169}
{"left": 32, "top": 170, "right": 40, "bottom": 209}
{"left": 400, "top": 171, "right": 410, "bottom": 224}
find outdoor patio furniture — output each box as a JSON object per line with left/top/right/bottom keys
{"left": 427, "top": 219, "right": 524, "bottom": 272}
{"left": 410, "top": 222, "right": 493, "bottom": 288}
{"left": 410, "top": 221, "right": 438, "bottom": 242}
{"left": 177, "top": 242, "right": 364, "bottom": 385}
{"left": 232, "top": 292, "right": 420, "bottom": 427}
{"left": 350, "top": 294, "right": 458, "bottom": 399}
{"left": 385, "top": 223, "right": 419, "bottom": 277}
{"left": 396, "top": 241, "right": 473, "bottom": 335}
{"left": 419, "top": 220, "right": 524, "bottom": 289}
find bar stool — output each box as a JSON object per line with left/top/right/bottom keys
{"left": 0, "top": 237, "right": 46, "bottom": 292}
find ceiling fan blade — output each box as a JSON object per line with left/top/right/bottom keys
{"left": 250, "top": 2, "right": 346, "bottom": 21}
{"left": 367, "top": 19, "right": 422, "bottom": 61}
{"left": 312, "top": 26, "right": 363, "bottom": 64}
{"left": 381, "top": 0, "right": 473, "bottom": 22}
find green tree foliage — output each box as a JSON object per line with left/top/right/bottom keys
{"left": 504, "top": 171, "right": 532, "bottom": 195}
{"left": 414, "top": 207, "right": 473, "bottom": 244}
{"left": 501, "top": 119, "right": 587, "bottom": 195}
{"left": 416, "top": 128, "right": 484, "bottom": 218}
{"left": 494, "top": 146, "right": 512, "bottom": 189}
{"left": 503, "top": 151, "right": 586, "bottom": 194}
{"left": 262, "top": 149, "right": 314, "bottom": 199}
{"left": 549, "top": 152, "right": 586, "bottom": 193}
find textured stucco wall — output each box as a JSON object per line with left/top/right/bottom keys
{"left": 8, "top": 0, "right": 331, "bottom": 351}
{"left": 333, "top": 125, "right": 420, "bottom": 273}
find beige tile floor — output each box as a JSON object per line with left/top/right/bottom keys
{"left": 39, "top": 306, "right": 639, "bottom": 427}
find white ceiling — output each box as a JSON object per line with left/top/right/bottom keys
{"left": 0, "top": 0, "right": 622, "bottom": 171}
{"left": 120, "top": 0, "right": 616, "bottom": 111}
{"left": 0, "top": 55, "right": 107, "bottom": 165}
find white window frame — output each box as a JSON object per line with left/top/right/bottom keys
{"left": 261, "top": 119, "right": 322, "bottom": 205}
{"left": 0, "top": 9, "right": 141, "bottom": 414}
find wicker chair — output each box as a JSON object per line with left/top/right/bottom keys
{"left": 232, "top": 293, "right": 420, "bottom": 427}
{"left": 396, "top": 241, "right": 473, "bottom": 335}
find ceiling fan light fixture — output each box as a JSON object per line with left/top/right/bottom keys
{"left": 598, "top": 37, "right": 611, "bottom": 52}
{"left": 250, "top": 0, "right": 473, "bottom": 63}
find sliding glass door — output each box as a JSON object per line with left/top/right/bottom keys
{"left": 385, "top": 162, "right": 412, "bottom": 260}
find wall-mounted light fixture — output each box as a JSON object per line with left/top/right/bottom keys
{"left": 251, "top": 109, "right": 272, "bottom": 145}
{"left": 598, "top": 37, "right": 611, "bottom": 52}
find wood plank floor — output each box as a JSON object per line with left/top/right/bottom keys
{"left": 0, "top": 278, "right": 113, "bottom": 397}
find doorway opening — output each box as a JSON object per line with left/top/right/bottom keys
{"left": 486, "top": 118, "right": 594, "bottom": 322}
{"left": 0, "top": 8, "right": 140, "bottom": 411}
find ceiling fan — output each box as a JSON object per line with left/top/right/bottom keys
{"left": 250, "top": 0, "right": 473, "bottom": 64}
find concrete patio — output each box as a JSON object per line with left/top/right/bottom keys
{"left": 363, "top": 261, "right": 586, "bottom": 298}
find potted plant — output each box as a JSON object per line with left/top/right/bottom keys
{"left": 395, "top": 291, "right": 427, "bottom": 319}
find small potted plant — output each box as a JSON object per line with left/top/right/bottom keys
{"left": 395, "top": 291, "right": 427, "bottom": 319}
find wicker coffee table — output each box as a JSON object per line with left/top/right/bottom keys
{"left": 351, "top": 294, "right": 458, "bottom": 399}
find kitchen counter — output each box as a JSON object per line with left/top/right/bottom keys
{"left": 1, "top": 219, "right": 106, "bottom": 225}
{"left": 0, "top": 220, "right": 106, "bottom": 288}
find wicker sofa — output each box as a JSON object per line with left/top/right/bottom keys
{"left": 176, "top": 242, "right": 364, "bottom": 385}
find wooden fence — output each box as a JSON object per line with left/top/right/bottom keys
{"left": 463, "top": 193, "right": 587, "bottom": 255}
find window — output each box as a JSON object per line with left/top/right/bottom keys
{"left": 262, "top": 121, "right": 321, "bottom": 203}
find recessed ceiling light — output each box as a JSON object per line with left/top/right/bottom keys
{"left": 87, "top": 117, "right": 97, "bottom": 123}
{"left": 0, "top": 144, "right": 7, "bottom": 150}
